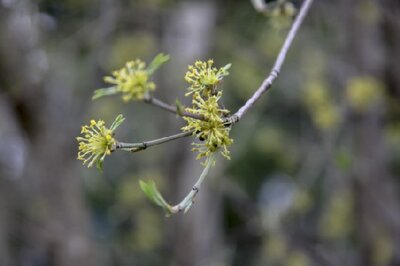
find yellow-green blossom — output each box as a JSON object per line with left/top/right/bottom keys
{"left": 184, "top": 60, "right": 231, "bottom": 96}
{"left": 77, "top": 114, "right": 125, "bottom": 169}
{"left": 104, "top": 60, "right": 155, "bottom": 102}
{"left": 92, "top": 53, "right": 170, "bottom": 101}
{"left": 182, "top": 92, "right": 233, "bottom": 159}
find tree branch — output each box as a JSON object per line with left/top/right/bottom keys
{"left": 230, "top": 0, "right": 314, "bottom": 123}
{"left": 170, "top": 153, "right": 214, "bottom": 214}
{"left": 143, "top": 95, "right": 205, "bottom": 120}
{"left": 115, "top": 131, "right": 193, "bottom": 152}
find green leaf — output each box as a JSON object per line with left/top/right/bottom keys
{"left": 147, "top": 53, "right": 170, "bottom": 75}
{"left": 222, "top": 63, "right": 232, "bottom": 72}
{"left": 110, "top": 114, "right": 125, "bottom": 132}
{"left": 92, "top": 86, "right": 119, "bottom": 100}
{"left": 139, "top": 180, "right": 172, "bottom": 215}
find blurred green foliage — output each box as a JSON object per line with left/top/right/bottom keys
{"left": 6, "top": 0, "right": 398, "bottom": 265}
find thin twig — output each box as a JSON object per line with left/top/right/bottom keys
{"left": 116, "top": 131, "right": 193, "bottom": 152}
{"left": 230, "top": 0, "right": 313, "bottom": 123}
{"left": 170, "top": 153, "right": 214, "bottom": 214}
{"left": 144, "top": 95, "right": 205, "bottom": 120}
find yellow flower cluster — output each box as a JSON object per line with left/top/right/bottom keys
{"left": 303, "top": 80, "right": 339, "bottom": 131}
{"left": 104, "top": 60, "right": 155, "bottom": 102}
{"left": 346, "top": 76, "right": 384, "bottom": 112}
{"left": 183, "top": 59, "right": 233, "bottom": 160}
{"left": 184, "top": 60, "right": 231, "bottom": 96}
{"left": 77, "top": 115, "right": 125, "bottom": 169}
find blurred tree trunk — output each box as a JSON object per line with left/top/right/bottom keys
{"left": 381, "top": 0, "right": 400, "bottom": 262}
{"left": 343, "top": 0, "right": 400, "bottom": 265}
{"left": 0, "top": 1, "right": 96, "bottom": 265}
{"left": 162, "top": 1, "right": 226, "bottom": 266}
{"left": 382, "top": 0, "right": 400, "bottom": 100}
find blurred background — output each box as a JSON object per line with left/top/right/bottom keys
{"left": 0, "top": 0, "right": 400, "bottom": 265}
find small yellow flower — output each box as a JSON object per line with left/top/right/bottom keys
{"left": 76, "top": 114, "right": 125, "bottom": 169}
{"left": 182, "top": 92, "right": 233, "bottom": 159}
{"left": 184, "top": 60, "right": 231, "bottom": 96}
{"left": 93, "top": 53, "right": 169, "bottom": 101}
{"left": 104, "top": 60, "right": 155, "bottom": 101}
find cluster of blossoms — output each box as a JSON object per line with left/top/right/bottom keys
{"left": 184, "top": 60, "right": 231, "bottom": 96}
{"left": 76, "top": 115, "right": 125, "bottom": 169}
{"left": 76, "top": 55, "right": 234, "bottom": 214}
{"left": 345, "top": 76, "right": 384, "bottom": 112}
{"left": 78, "top": 56, "right": 233, "bottom": 168}
{"left": 183, "top": 60, "right": 233, "bottom": 160}
{"left": 103, "top": 60, "right": 155, "bottom": 102}
{"left": 92, "top": 53, "right": 169, "bottom": 102}
{"left": 183, "top": 91, "right": 233, "bottom": 159}
{"left": 80, "top": 54, "right": 169, "bottom": 169}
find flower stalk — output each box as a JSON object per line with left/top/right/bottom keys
{"left": 143, "top": 95, "right": 205, "bottom": 120}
